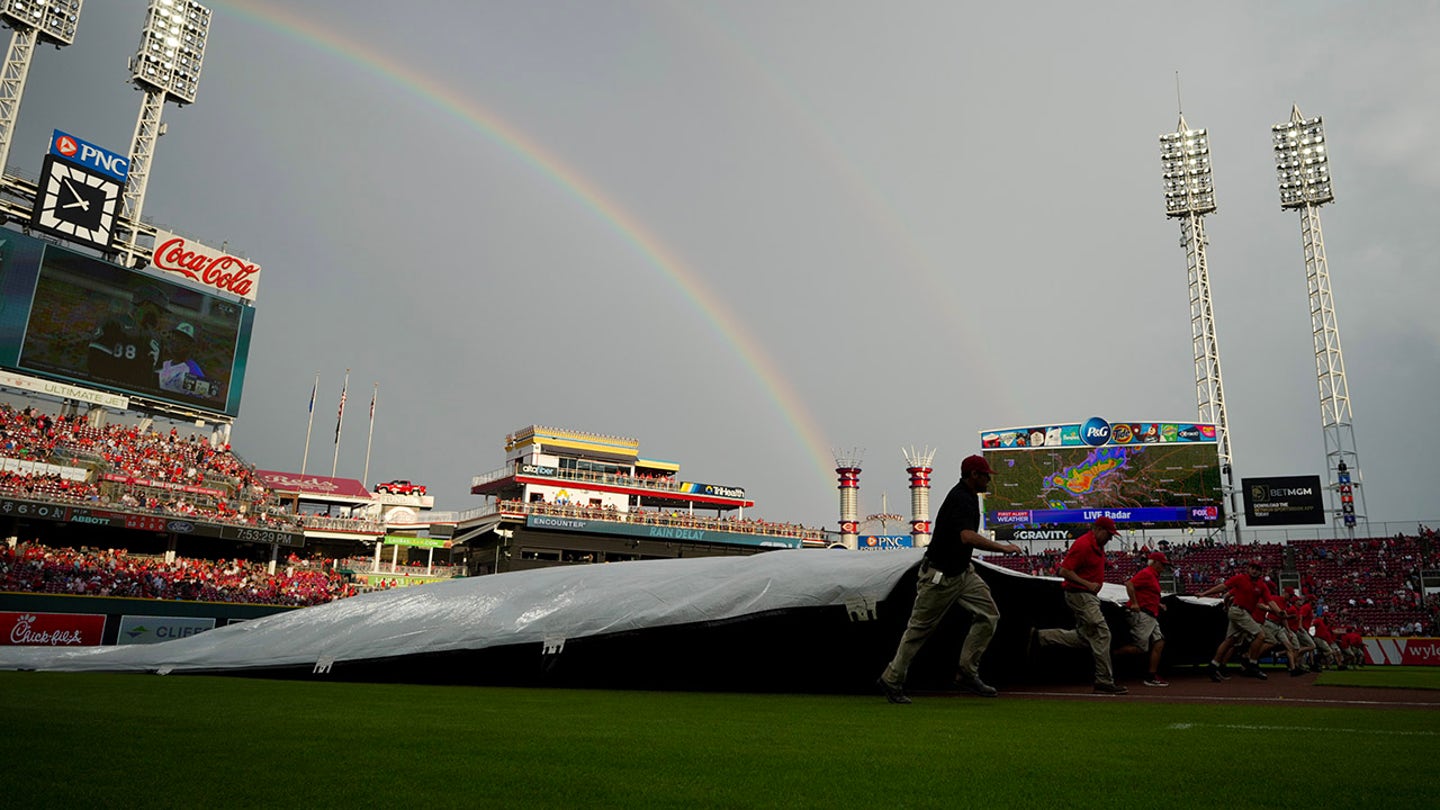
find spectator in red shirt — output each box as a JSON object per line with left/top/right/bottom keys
{"left": 1032, "top": 516, "right": 1127, "bottom": 695}
{"left": 1114, "top": 551, "right": 1169, "bottom": 687}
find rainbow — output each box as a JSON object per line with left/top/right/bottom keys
{"left": 213, "top": 1, "right": 837, "bottom": 486}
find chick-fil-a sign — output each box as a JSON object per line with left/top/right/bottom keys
{"left": 1, "top": 612, "right": 106, "bottom": 646}
{"left": 150, "top": 228, "right": 261, "bottom": 302}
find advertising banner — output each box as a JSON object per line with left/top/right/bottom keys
{"left": 857, "top": 535, "right": 913, "bottom": 550}
{"left": 49, "top": 129, "right": 129, "bottom": 182}
{"left": 0, "top": 496, "right": 304, "bottom": 546}
{"left": 1, "top": 611, "right": 106, "bottom": 646}
{"left": 678, "top": 482, "right": 747, "bottom": 500}
{"left": 1362, "top": 637, "right": 1440, "bottom": 666}
{"left": 1242, "top": 475, "right": 1326, "bottom": 526}
{"left": 117, "top": 615, "right": 216, "bottom": 645}
{"left": 149, "top": 228, "right": 261, "bottom": 303}
{"left": 0, "top": 368, "right": 129, "bottom": 408}
{"left": 254, "top": 470, "right": 373, "bottom": 499}
{"left": 526, "top": 514, "right": 801, "bottom": 549}
{"left": 382, "top": 535, "right": 450, "bottom": 549}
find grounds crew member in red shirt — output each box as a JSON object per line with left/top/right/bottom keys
{"left": 1339, "top": 628, "right": 1366, "bottom": 667}
{"left": 1261, "top": 586, "right": 1306, "bottom": 677}
{"left": 878, "top": 454, "right": 1022, "bottom": 704}
{"left": 1032, "top": 516, "right": 1128, "bottom": 695}
{"left": 1310, "top": 612, "right": 1344, "bottom": 669}
{"left": 1284, "top": 589, "right": 1319, "bottom": 672}
{"left": 1113, "top": 551, "right": 1169, "bottom": 687}
{"left": 1198, "top": 559, "right": 1274, "bottom": 681}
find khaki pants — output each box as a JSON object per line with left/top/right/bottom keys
{"left": 1126, "top": 609, "right": 1163, "bottom": 652}
{"left": 1225, "top": 605, "right": 1262, "bottom": 645}
{"left": 882, "top": 562, "right": 1000, "bottom": 686}
{"left": 1038, "top": 591, "right": 1116, "bottom": 687}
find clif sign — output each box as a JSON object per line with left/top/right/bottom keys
{"left": 149, "top": 227, "right": 261, "bottom": 301}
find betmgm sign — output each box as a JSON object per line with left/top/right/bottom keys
{"left": 1241, "top": 475, "right": 1325, "bottom": 526}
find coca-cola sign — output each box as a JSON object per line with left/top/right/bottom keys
{"left": 1, "top": 612, "right": 106, "bottom": 646}
{"left": 150, "top": 228, "right": 261, "bottom": 301}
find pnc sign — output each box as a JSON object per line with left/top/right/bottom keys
{"left": 49, "top": 129, "right": 129, "bottom": 183}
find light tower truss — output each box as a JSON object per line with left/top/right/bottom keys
{"left": 1271, "top": 105, "right": 1367, "bottom": 535}
{"left": 118, "top": 0, "right": 210, "bottom": 267}
{"left": 1160, "top": 115, "right": 1239, "bottom": 540}
{"left": 0, "top": 1, "right": 84, "bottom": 180}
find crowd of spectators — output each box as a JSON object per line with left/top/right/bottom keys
{"left": 499, "top": 497, "right": 825, "bottom": 542}
{"left": 0, "top": 403, "right": 303, "bottom": 530}
{"left": 985, "top": 531, "right": 1439, "bottom": 636}
{"left": 1, "top": 541, "right": 356, "bottom": 606}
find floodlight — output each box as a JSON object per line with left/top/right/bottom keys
{"left": 1160, "top": 125, "right": 1215, "bottom": 216}
{"left": 1272, "top": 112, "right": 1333, "bottom": 208}
{"left": 1, "top": 0, "right": 83, "bottom": 47}
{"left": 129, "top": 0, "right": 210, "bottom": 104}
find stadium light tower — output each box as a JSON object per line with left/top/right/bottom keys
{"left": 1271, "top": 105, "right": 1367, "bottom": 536}
{"left": 0, "top": 1, "right": 83, "bottom": 177}
{"left": 1159, "top": 115, "right": 1240, "bottom": 543}
{"left": 118, "top": 0, "right": 210, "bottom": 267}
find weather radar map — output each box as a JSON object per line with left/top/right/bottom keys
{"left": 980, "top": 419, "right": 1224, "bottom": 526}
{"left": 990, "top": 444, "right": 1221, "bottom": 513}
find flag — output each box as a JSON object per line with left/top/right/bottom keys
{"left": 335, "top": 379, "right": 348, "bottom": 444}
{"left": 308, "top": 377, "right": 317, "bottom": 414}
{"left": 369, "top": 387, "right": 376, "bottom": 422}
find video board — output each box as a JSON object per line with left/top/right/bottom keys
{"left": 0, "top": 229, "right": 253, "bottom": 417}
{"left": 1242, "top": 475, "right": 1326, "bottom": 526}
{"left": 980, "top": 417, "right": 1223, "bottom": 527}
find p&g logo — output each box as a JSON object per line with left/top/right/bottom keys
{"left": 1082, "top": 416, "right": 1111, "bottom": 447}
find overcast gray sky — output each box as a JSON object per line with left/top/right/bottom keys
{"left": 8, "top": 1, "right": 1437, "bottom": 532}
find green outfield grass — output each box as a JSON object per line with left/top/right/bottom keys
{"left": 4, "top": 672, "right": 1437, "bottom": 808}
{"left": 1316, "top": 665, "right": 1440, "bottom": 690}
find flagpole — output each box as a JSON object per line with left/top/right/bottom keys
{"left": 331, "top": 368, "right": 349, "bottom": 478}
{"left": 362, "top": 383, "right": 377, "bottom": 487}
{"left": 301, "top": 372, "right": 318, "bottom": 475}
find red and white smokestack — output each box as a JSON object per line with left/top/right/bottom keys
{"left": 904, "top": 447, "right": 936, "bottom": 547}
{"left": 834, "top": 450, "right": 863, "bottom": 550}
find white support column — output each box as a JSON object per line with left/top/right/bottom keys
{"left": 834, "top": 449, "right": 863, "bottom": 550}
{"left": 904, "top": 446, "right": 936, "bottom": 547}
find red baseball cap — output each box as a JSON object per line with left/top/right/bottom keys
{"left": 961, "top": 455, "right": 994, "bottom": 477}
{"left": 1148, "top": 551, "right": 1170, "bottom": 565}
{"left": 1093, "top": 515, "right": 1119, "bottom": 534}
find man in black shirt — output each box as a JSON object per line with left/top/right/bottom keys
{"left": 878, "top": 454, "right": 1022, "bottom": 703}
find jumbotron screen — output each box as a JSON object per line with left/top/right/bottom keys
{"left": 980, "top": 418, "right": 1224, "bottom": 527}
{"left": 0, "top": 229, "right": 254, "bottom": 417}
